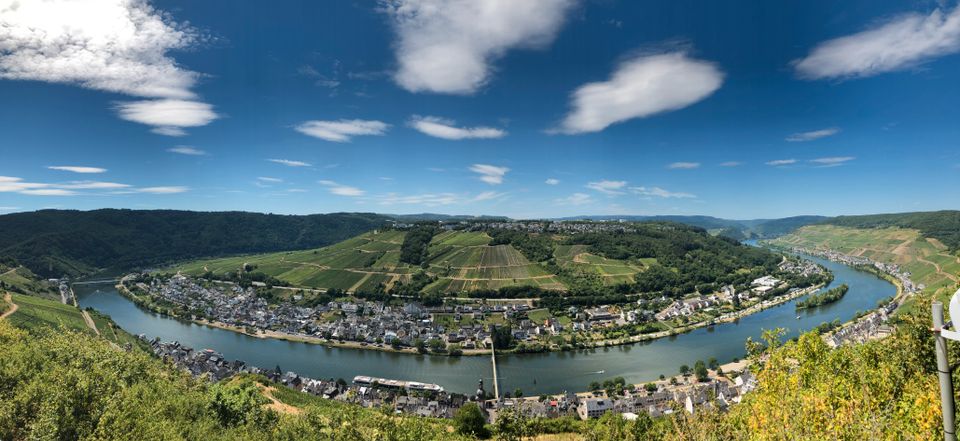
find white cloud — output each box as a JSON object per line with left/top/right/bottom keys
{"left": 137, "top": 186, "right": 188, "bottom": 194}
{"left": 382, "top": 0, "right": 576, "bottom": 94}
{"left": 115, "top": 99, "right": 218, "bottom": 136}
{"left": 786, "top": 127, "right": 840, "bottom": 142}
{"left": 257, "top": 177, "right": 283, "bottom": 183}
{"left": 719, "top": 161, "right": 742, "bottom": 167}
{"left": 557, "top": 51, "right": 723, "bottom": 134}
{"left": 20, "top": 189, "right": 77, "bottom": 196}
{"left": 630, "top": 186, "right": 695, "bottom": 199}
{"left": 48, "top": 166, "right": 107, "bottom": 174}
{"left": 168, "top": 146, "right": 207, "bottom": 155}
{"left": 545, "top": 178, "right": 560, "bottom": 185}
{"left": 0, "top": 0, "right": 218, "bottom": 134}
{"left": 469, "top": 164, "right": 509, "bottom": 185}
{"left": 409, "top": 116, "right": 506, "bottom": 140}
{"left": 810, "top": 156, "right": 856, "bottom": 167}
{"left": 766, "top": 159, "right": 797, "bottom": 166}
{"left": 0, "top": 206, "right": 19, "bottom": 211}
{"left": 268, "top": 159, "right": 312, "bottom": 167}
{"left": 295, "top": 119, "right": 389, "bottom": 142}
{"left": 667, "top": 162, "right": 700, "bottom": 170}
{"left": 378, "top": 192, "right": 460, "bottom": 206}
{"left": 555, "top": 192, "right": 592, "bottom": 205}
{"left": 61, "top": 181, "right": 130, "bottom": 189}
{"left": 586, "top": 180, "right": 627, "bottom": 195}
{"left": 319, "top": 180, "right": 365, "bottom": 197}
{"left": 794, "top": 6, "right": 960, "bottom": 80}
{"left": 472, "top": 191, "right": 506, "bottom": 202}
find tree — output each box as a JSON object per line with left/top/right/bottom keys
{"left": 513, "top": 388, "right": 523, "bottom": 398}
{"left": 694, "top": 360, "right": 709, "bottom": 382}
{"left": 414, "top": 338, "right": 427, "bottom": 354}
{"left": 679, "top": 364, "right": 690, "bottom": 376}
{"left": 708, "top": 357, "right": 719, "bottom": 370}
{"left": 454, "top": 403, "right": 487, "bottom": 437}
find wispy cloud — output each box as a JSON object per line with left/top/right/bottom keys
{"left": 0, "top": 0, "right": 218, "bottom": 135}
{"left": 667, "top": 162, "right": 700, "bottom": 170}
{"left": 378, "top": 193, "right": 460, "bottom": 206}
{"left": 137, "top": 186, "right": 189, "bottom": 194}
{"left": 409, "top": 116, "right": 506, "bottom": 140}
{"left": 630, "top": 186, "right": 695, "bottom": 199}
{"left": 382, "top": 0, "right": 577, "bottom": 94}
{"left": 786, "top": 127, "right": 840, "bottom": 142}
{"left": 257, "top": 177, "right": 283, "bottom": 183}
{"left": 557, "top": 51, "right": 723, "bottom": 134}
{"left": 1, "top": 176, "right": 184, "bottom": 196}
{"left": 719, "top": 161, "right": 742, "bottom": 167}
{"left": 48, "top": 166, "right": 107, "bottom": 174}
{"left": 469, "top": 164, "right": 510, "bottom": 185}
{"left": 268, "top": 159, "right": 312, "bottom": 167}
{"left": 793, "top": 6, "right": 960, "bottom": 80}
{"left": 545, "top": 178, "right": 560, "bottom": 185}
{"left": 810, "top": 156, "right": 856, "bottom": 167}
{"left": 168, "top": 146, "right": 208, "bottom": 156}
{"left": 319, "top": 180, "right": 365, "bottom": 197}
{"left": 766, "top": 159, "right": 798, "bottom": 166}
{"left": 555, "top": 192, "right": 592, "bottom": 205}
{"left": 586, "top": 180, "right": 627, "bottom": 195}
{"left": 472, "top": 191, "right": 507, "bottom": 202}
{"left": 295, "top": 119, "right": 389, "bottom": 142}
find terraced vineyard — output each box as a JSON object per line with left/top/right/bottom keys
{"left": 773, "top": 225, "right": 960, "bottom": 304}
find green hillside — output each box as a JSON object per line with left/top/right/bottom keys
{"left": 171, "top": 222, "right": 781, "bottom": 299}
{"left": 0, "top": 209, "right": 391, "bottom": 278}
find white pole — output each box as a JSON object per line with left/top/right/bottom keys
{"left": 933, "top": 301, "right": 956, "bottom": 441}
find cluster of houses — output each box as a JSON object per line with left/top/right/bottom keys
{"left": 792, "top": 247, "right": 922, "bottom": 295}
{"left": 826, "top": 305, "right": 896, "bottom": 347}
{"left": 487, "top": 371, "right": 759, "bottom": 422}
{"left": 145, "top": 337, "right": 470, "bottom": 419}
{"left": 145, "top": 332, "right": 762, "bottom": 423}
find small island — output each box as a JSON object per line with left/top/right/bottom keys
{"left": 796, "top": 284, "right": 848, "bottom": 310}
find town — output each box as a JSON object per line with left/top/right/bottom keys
{"left": 120, "top": 255, "right": 827, "bottom": 356}
{"left": 145, "top": 335, "right": 761, "bottom": 422}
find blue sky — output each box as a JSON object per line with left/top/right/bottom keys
{"left": 1, "top": 0, "right": 959, "bottom": 219}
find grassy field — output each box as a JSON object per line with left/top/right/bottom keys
{"left": 773, "top": 225, "right": 960, "bottom": 311}
{"left": 554, "top": 244, "right": 648, "bottom": 285}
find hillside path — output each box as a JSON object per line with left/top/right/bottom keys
{"left": 0, "top": 293, "right": 18, "bottom": 320}
{"left": 918, "top": 256, "right": 959, "bottom": 282}
{"left": 81, "top": 310, "right": 100, "bottom": 336}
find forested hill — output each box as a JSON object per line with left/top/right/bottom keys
{"left": 822, "top": 210, "right": 960, "bottom": 249}
{"left": 0, "top": 209, "right": 391, "bottom": 278}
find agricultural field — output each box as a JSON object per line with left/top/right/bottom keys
{"left": 5, "top": 293, "right": 91, "bottom": 334}
{"left": 773, "top": 225, "right": 960, "bottom": 306}
{"left": 554, "top": 244, "right": 647, "bottom": 285}
{"left": 170, "top": 230, "right": 704, "bottom": 295}
{"left": 0, "top": 265, "right": 60, "bottom": 301}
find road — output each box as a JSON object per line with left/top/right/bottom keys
{"left": 0, "top": 293, "right": 17, "bottom": 320}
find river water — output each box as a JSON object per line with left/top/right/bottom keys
{"left": 75, "top": 254, "right": 894, "bottom": 395}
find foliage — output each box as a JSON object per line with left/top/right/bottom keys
{"left": 0, "top": 320, "right": 468, "bottom": 440}
{"left": 454, "top": 402, "right": 487, "bottom": 437}
{"left": 399, "top": 224, "right": 438, "bottom": 265}
{"left": 487, "top": 229, "right": 554, "bottom": 262}
{"left": 796, "top": 284, "right": 848, "bottom": 309}
{"left": 0, "top": 209, "right": 390, "bottom": 278}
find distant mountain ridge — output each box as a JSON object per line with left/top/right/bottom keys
{"left": 551, "top": 214, "right": 828, "bottom": 239}
{"left": 0, "top": 209, "right": 391, "bottom": 278}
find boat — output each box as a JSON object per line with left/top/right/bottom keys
{"left": 796, "top": 315, "right": 801, "bottom": 319}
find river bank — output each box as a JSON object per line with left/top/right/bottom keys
{"left": 116, "top": 276, "right": 826, "bottom": 357}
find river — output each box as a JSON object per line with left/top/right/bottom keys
{"left": 75, "top": 253, "right": 894, "bottom": 396}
